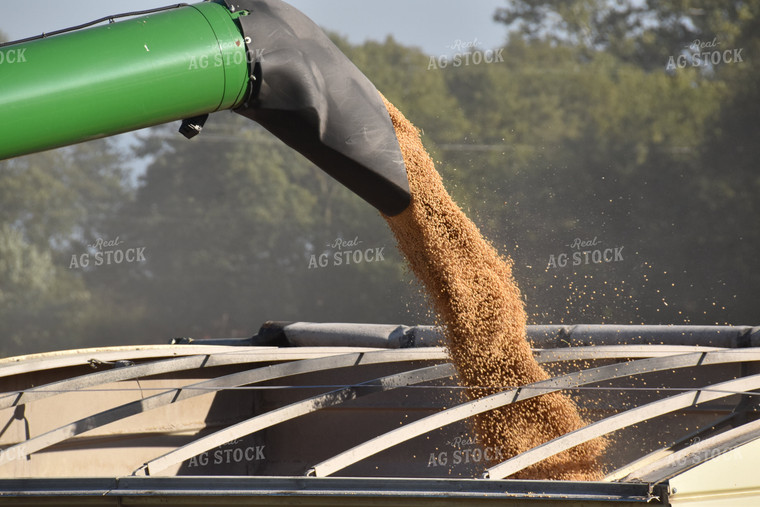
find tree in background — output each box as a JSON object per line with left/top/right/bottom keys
{"left": 479, "top": 0, "right": 759, "bottom": 325}
{"left": 0, "top": 140, "right": 130, "bottom": 355}
{"left": 1, "top": 8, "right": 757, "bottom": 357}
{"left": 495, "top": 0, "right": 758, "bottom": 70}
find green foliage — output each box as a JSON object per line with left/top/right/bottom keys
{"left": 0, "top": 139, "right": 129, "bottom": 355}
{"left": 0, "top": 140, "right": 129, "bottom": 249}
{"left": 495, "top": 0, "right": 760, "bottom": 71}
{"left": 0, "top": 5, "right": 757, "bottom": 355}
{"left": 0, "top": 225, "right": 90, "bottom": 356}
{"left": 482, "top": 0, "right": 759, "bottom": 324}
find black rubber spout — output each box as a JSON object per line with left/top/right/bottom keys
{"left": 226, "top": 0, "right": 411, "bottom": 216}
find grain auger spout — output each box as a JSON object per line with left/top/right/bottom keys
{"left": 0, "top": 0, "right": 411, "bottom": 216}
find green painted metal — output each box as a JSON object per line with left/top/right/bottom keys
{"left": 0, "top": 2, "right": 250, "bottom": 160}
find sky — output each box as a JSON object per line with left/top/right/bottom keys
{"left": 0, "top": 0, "right": 507, "bottom": 56}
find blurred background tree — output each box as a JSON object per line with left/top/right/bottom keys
{"left": 0, "top": 140, "right": 128, "bottom": 355}
{"left": 0, "top": 4, "right": 757, "bottom": 357}
{"left": 485, "top": 0, "right": 759, "bottom": 325}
